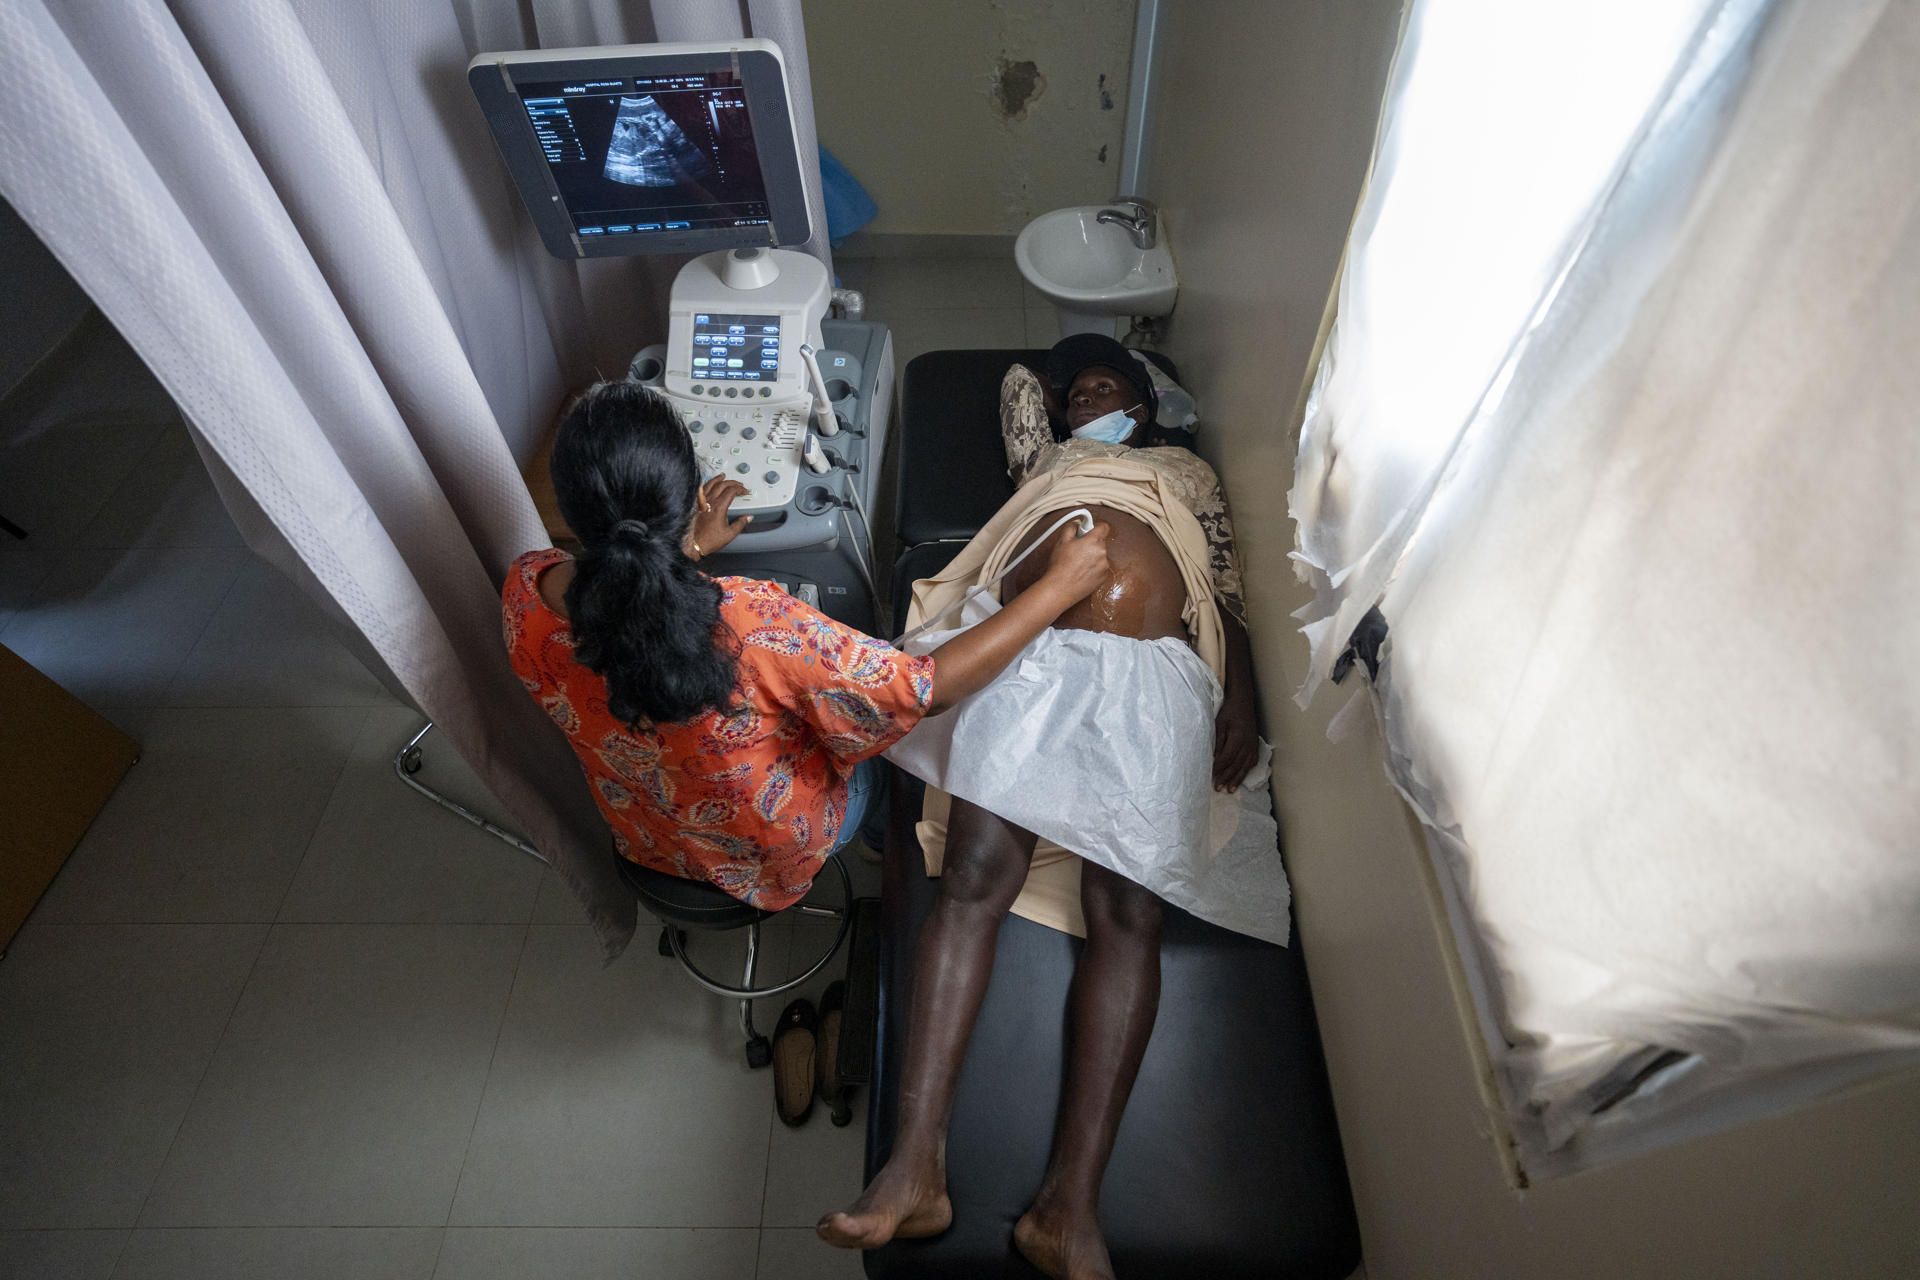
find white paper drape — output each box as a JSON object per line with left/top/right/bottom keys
{"left": 1291, "top": 0, "right": 1920, "bottom": 1175}
{"left": 0, "top": 0, "right": 832, "bottom": 958}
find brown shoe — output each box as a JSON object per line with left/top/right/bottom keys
{"left": 816, "top": 980, "right": 844, "bottom": 1098}
{"left": 772, "top": 998, "right": 817, "bottom": 1128}
{"left": 817, "top": 979, "right": 855, "bottom": 1126}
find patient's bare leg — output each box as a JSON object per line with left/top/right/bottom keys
{"left": 826, "top": 503, "right": 1184, "bottom": 1263}
{"left": 817, "top": 798, "right": 1038, "bottom": 1250}
{"left": 1008, "top": 503, "right": 1180, "bottom": 1280}
{"left": 1014, "top": 862, "right": 1164, "bottom": 1280}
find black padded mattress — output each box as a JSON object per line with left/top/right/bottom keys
{"left": 894, "top": 348, "right": 1040, "bottom": 547}
{"left": 872, "top": 348, "right": 1362, "bottom": 1278}
{"left": 864, "top": 771, "right": 1360, "bottom": 1280}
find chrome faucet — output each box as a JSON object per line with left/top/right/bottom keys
{"left": 1096, "top": 197, "right": 1158, "bottom": 250}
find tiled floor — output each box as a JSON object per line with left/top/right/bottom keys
{"left": 836, "top": 249, "right": 1063, "bottom": 359}
{"left": 0, "top": 253, "right": 1036, "bottom": 1279}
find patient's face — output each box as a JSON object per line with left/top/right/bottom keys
{"left": 1066, "top": 366, "right": 1147, "bottom": 440}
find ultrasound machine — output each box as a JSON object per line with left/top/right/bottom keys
{"left": 470, "top": 39, "right": 890, "bottom": 629}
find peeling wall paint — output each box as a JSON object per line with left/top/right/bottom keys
{"left": 806, "top": 0, "right": 1138, "bottom": 235}
{"left": 993, "top": 58, "right": 1047, "bottom": 119}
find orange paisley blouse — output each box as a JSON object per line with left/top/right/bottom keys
{"left": 504, "top": 548, "right": 934, "bottom": 910}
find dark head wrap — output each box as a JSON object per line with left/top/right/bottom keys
{"left": 1044, "top": 332, "right": 1157, "bottom": 426}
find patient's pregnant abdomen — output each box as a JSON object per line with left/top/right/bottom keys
{"left": 1007, "top": 504, "right": 1190, "bottom": 643}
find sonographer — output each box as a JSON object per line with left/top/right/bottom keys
{"left": 502, "top": 379, "right": 1112, "bottom": 910}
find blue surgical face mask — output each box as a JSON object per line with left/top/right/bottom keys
{"left": 1070, "top": 405, "right": 1142, "bottom": 444}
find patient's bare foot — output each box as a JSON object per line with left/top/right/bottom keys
{"left": 816, "top": 1156, "right": 952, "bottom": 1249}
{"left": 1013, "top": 1200, "right": 1115, "bottom": 1280}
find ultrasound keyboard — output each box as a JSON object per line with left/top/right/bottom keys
{"left": 672, "top": 396, "right": 810, "bottom": 511}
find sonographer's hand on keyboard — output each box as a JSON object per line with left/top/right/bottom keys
{"left": 687, "top": 476, "right": 751, "bottom": 560}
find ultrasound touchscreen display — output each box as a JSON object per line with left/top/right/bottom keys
{"left": 691, "top": 313, "right": 781, "bottom": 382}
{"left": 517, "top": 70, "right": 770, "bottom": 237}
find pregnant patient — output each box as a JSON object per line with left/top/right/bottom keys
{"left": 821, "top": 337, "right": 1291, "bottom": 1280}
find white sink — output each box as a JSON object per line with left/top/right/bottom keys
{"left": 1015, "top": 205, "right": 1178, "bottom": 337}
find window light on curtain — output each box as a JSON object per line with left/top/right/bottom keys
{"left": 1290, "top": 0, "right": 1920, "bottom": 1177}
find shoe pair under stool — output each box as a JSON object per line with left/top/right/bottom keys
{"left": 772, "top": 980, "right": 850, "bottom": 1128}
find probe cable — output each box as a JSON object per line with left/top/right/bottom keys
{"left": 891, "top": 507, "right": 1095, "bottom": 649}
{"left": 830, "top": 465, "right": 879, "bottom": 604}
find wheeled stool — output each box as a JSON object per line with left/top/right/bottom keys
{"left": 614, "top": 853, "right": 852, "bottom": 1068}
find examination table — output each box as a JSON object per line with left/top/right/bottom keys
{"left": 864, "top": 349, "right": 1360, "bottom": 1279}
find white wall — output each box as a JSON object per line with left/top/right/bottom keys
{"left": 805, "top": 0, "right": 1136, "bottom": 237}
{"left": 1147, "top": 3, "right": 1920, "bottom": 1276}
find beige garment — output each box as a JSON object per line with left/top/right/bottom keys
{"left": 998, "top": 364, "right": 1248, "bottom": 621}
{"left": 908, "top": 456, "right": 1223, "bottom": 937}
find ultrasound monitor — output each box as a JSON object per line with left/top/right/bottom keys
{"left": 470, "top": 40, "right": 811, "bottom": 259}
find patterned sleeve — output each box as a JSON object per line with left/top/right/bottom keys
{"left": 999, "top": 363, "right": 1053, "bottom": 487}
{"left": 1189, "top": 470, "right": 1249, "bottom": 625}
{"left": 502, "top": 548, "right": 568, "bottom": 679}
{"left": 733, "top": 581, "right": 935, "bottom": 765}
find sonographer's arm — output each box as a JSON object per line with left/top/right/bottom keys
{"left": 923, "top": 522, "right": 1111, "bottom": 715}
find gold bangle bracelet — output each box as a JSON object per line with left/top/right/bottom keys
{"left": 689, "top": 538, "right": 703, "bottom": 560}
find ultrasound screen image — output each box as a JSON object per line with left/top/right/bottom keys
{"left": 604, "top": 95, "right": 710, "bottom": 187}
{"left": 518, "top": 70, "right": 769, "bottom": 235}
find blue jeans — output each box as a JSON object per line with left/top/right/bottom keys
{"left": 833, "top": 757, "right": 887, "bottom": 853}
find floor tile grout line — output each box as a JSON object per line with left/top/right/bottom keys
{"left": 264, "top": 704, "right": 379, "bottom": 927}
{"left": 850, "top": 260, "right": 1028, "bottom": 310}
{"left": 101, "top": 1222, "right": 136, "bottom": 1280}
{"left": 124, "top": 919, "right": 276, "bottom": 1235}
{"left": 756, "top": 924, "right": 799, "bottom": 1232}
{"left": 10, "top": 541, "right": 258, "bottom": 715}
{"left": 26, "top": 415, "right": 175, "bottom": 552}
{"left": 426, "top": 1216, "right": 452, "bottom": 1278}
{"left": 153, "top": 548, "right": 257, "bottom": 709}
{"left": 72, "top": 423, "right": 238, "bottom": 556}
{"left": 439, "top": 921, "right": 535, "bottom": 1237}
{"left": 27, "top": 702, "right": 392, "bottom": 932}
{"left": 100, "top": 1218, "right": 477, "bottom": 1230}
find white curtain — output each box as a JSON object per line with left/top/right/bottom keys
{"left": 1291, "top": 0, "right": 1920, "bottom": 1174}
{"left": 0, "top": 0, "right": 832, "bottom": 958}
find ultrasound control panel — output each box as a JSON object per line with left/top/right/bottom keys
{"left": 683, "top": 402, "right": 809, "bottom": 508}
{"left": 629, "top": 315, "right": 893, "bottom": 629}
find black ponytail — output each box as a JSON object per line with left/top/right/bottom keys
{"left": 550, "top": 381, "right": 739, "bottom": 728}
